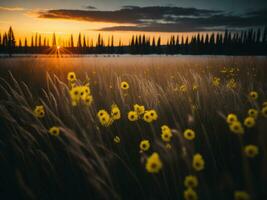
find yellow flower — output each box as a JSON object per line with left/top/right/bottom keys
{"left": 262, "top": 101, "right": 267, "bottom": 107}
{"left": 161, "top": 125, "right": 172, "bottom": 142}
{"left": 249, "top": 91, "right": 258, "bottom": 100}
{"left": 184, "top": 175, "right": 198, "bottom": 188}
{"left": 69, "top": 86, "right": 81, "bottom": 106}
{"left": 147, "top": 110, "right": 158, "bottom": 121}
{"left": 234, "top": 191, "right": 250, "bottom": 200}
{"left": 248, "top": 108, "right": 258, "bottom": 119}
{"left": 180, "top": 84, "right": 187, "bottom": 92}
{"left": 261, "top": 106, "right": 267, "bottom": 117}
{"left": 140, "top": 140, "right": 150, "bottom": 152}
{"left": 165, "top": 143, "right": 172, "bottom": 149}
{"left": 226, "top": 113, "right": 238, "bottom": 124}
{"left": 34, "top": 105, "right": 45, "bottom": 118}
{"left": 80, "top": 85, "right": 91, "bottom": 99}
{"left": 49, "top": 126, "right": 60, "bottom": 136}
{"left": 192, "top": 84, "right": 198, "bottom": 91}
{"left": 67, "top": 72, "right": 76, "bottom": 82}
{"left": 145, "top": 152, "right": 162, "bottom": 173}
{"left": 120, "top": 81, "right": 129, "bottom": 90}
{"left": 184, "top": 129, "right": 196, "bottom": 140}
{"left": 226, "top": 79, "right": 237, "bottom": 89}
{"left": 84, "top": 95, "right": 93, "bottom": 106}
{"left": 128, "top": 111, "right": 138, "bottom": 121}
{"left": 212, "top": 77, "right": 220, "bottom": 86}
{"left": 111, "top": 104, "right": 121, "bottom": 120}
{"left": 143, "top": 111, "right": 153, "bottom": 123}
{"left": 229, "top": 121, "right": 244, "bottom": 134}
{"left": 243, "top": 117, "right": 255, "bottom": 128}
{"left": 97, "top": 110, "right": 112, "bottom": 126}
{"left": 184, "top": 188, "right": 198, "bottom": 200}
{"left": 192, "top": 153, "right": 205, "bottom": 171}
{"left": 114, "top": 136, "right": 120, "bottom": 143}
{"left": 244, "top": 145, "right": 259, "bottom": 158}
{"left": 134, "top": 104, "right": 145, "bottom": 115}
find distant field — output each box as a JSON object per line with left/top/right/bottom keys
{"left": 0, "top": 55, "right": 267, "bottom": 200}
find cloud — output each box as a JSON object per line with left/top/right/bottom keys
{"left": 0, "top": 6, "right": 25, "bottom": 11}
{"left": 35, "top": 6, "right": 267, "bottom": 32}
{"left": 85, "top": 5, "right": 97, "bottom": 10}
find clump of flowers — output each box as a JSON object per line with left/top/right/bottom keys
{"left": 33, "top": 105, "right": 45, "bottom": 118}
{"left": 192, "top": 153, "right": 205, "bottom": 171}
{"left": 244, "top": 145, "right": 259, "bottom": 158}
{"left": 143, "top": 110, "right": 158, "bottom": 123}
{"left": 97, "top": 104, "right": 121, "bottom": 126}
{"left": 145, "top": 152, "right": 162, "bottom": 173}
{"left": 49, "top": 126, "right": 60, "bottom": 136}
{"left": 67, "top": 72, "right": 93, "bottom": 106}
{"left": 127, "top": 104, "right": 158, "bottom": 123}
{"left": 161, "top": 125, "right": 173, "bottom": 142}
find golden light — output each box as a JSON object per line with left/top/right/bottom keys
{"left": 57, "top": 46, "right": 61, "bottom": 49}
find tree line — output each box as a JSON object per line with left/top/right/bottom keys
{"left": 0, "top": 26, "right": 267, "bottom": 56}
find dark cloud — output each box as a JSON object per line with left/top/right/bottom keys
{"left": 36, "top": 6, "right": 267, "bottom": 32}
{"left": 85, "top": 5, "right": 97, "bottom": 10}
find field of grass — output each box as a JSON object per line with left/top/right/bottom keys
{"left": 0, "top": 56, "right": 267, "bottom": 200}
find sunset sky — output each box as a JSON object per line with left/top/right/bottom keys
{"left": 0, "top": 0, "right": 267, "bottom": 45}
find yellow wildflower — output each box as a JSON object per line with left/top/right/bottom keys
{"left": 128, "top": 111, "right": 138, "bottom": 121}
{"left": 148, "top": 110, "right": 158, "bottom": 121}
{"left": 249, "top": 91, "right": 258, "bottom": 100}
{"left": 184, "top": 188, "right": 198, "bottom": 200}
{"left": 234, "top": 191, "right": 250, "bottom": 200}
{"left": 69, "top": 86, "right": 81, "bottom": 106}
{"left": 261, "top": 106, "right": 267, "bottom": 117}
{"left": 244, "top": 145, "right": 259, "bottom": 158}
{"left": 192, "top": 84, "right": 198, "bottom": 91}
{"left": 143, "top": 111, "right": 153, "bottom": 123}
{"left": 67, "top": 72, "right": 76, "bottom": 82}
{"left": 212, "top": 77, "right": 220, "bottom": 86}
{"left": 34, "top": 105, "right": 45, "bottom": 118}
{"left": 184, "top": 175, "right": 198, "bottom": 188}
{"left": 111, "top": 104, "right": 121, "bottom": 120}
{"left": 248, "top": 108, "right": 258, "bottom": 119}
{"left": 140, "top": 140, "right": 150, "bottom": 152}
{"left": 49, "top": 126, "right": 60, "bottom": 136}
{"left": 97, "top": 110, "right": 112, "bottom": 126}
{"left": 226, "top": 113, "right": 238, "bottom": 124}
{"left": 134, "top": 104, "right": 145, "bottom": 115}
{"left": 262, "top": 101, "right": 267, "bottom": 107}
{"left": 184, "top": 129, "right": 196, "bottom": 140}
{"left": 84, "top": 95, "right": 93, "bottom": 106}
{"left": 227, "top": 79, "right": 237, "bottom": 89}
{"left": 192, "top": 153, "right": 205, "bottom": 171}
{"left": 165, "top": 143, "right": 172, "bottom": 149}
{"left": 145, "top": 152, "right": 162, "bottom": 173}
{"left": 180, "top": 84, "right": 187, "bottom": 92}
{"left": 120, "top": 81, "right": 129, "bottom": 90}
{"left": 243, "top": 117, "right": 255, "bottom": 128}
{"left": 229, "top": 121, "right": 244, "bottom": 134}
{"left": 113, "top": 136, "right": 120, "bottom": 143}
{"left": 161, "top": 131, "right": 172, "bottom": 142}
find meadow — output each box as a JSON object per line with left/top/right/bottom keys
{"left": 0, "top": 55, "right": 267, "bottom": 200}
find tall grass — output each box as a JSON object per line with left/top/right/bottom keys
{"left": 0, "top": 56, "right": 267, "bottom": 199}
